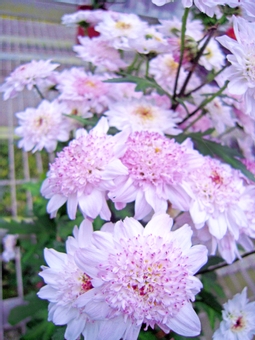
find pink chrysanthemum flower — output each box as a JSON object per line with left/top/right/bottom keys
{"left": 0, "top": 59, "right": 59, "bottom": 100}
{"left": 104, "top": 98, "right": 181, "bottom": 135}
{"left": 41, "top": 118, "right": 128, "bottom": 220}
{"left": 183, "top": 156, "right": 248, "bottom": 241}
{"left": 15, "top": 100, "right": 70, "bottom": 153}
{"left": 217, "top": 16, "right": 255, "bottom": 116}
{"left": 38, "top": 219, "right": 110, "bottom": 340}
{"left": 213, "top": 287, "right": 255, "bottom": 340}
{"left": 73, "top": 36, "right": 127, "bottom": 72}
{"left": 75, "top": 214, "right": 208, "bottom": 338}
{"left": 108, "top": 131, "right": 203, "bottom": 220}
{"left": 57, "top": 68, "right": 112, "bottom": 114}
{"left": 95, "top": 12, "right": 148, "bottom": 50}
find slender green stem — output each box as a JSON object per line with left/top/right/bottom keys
{"left": 183, "top": 110, "right": 206, "bottom": 132}
{"left": 172, "top": 8, "right": 190, "bottom": 104}
{"left": 197, "top": 250, "right": 255, "bottom": 276}
{"left": 127, "top": 53, "right": 140, "bottom": 74}
{"left": 179, "top": 81, "right": 228, "bottom": 126}
{"left": 185, "top": 63, "right": 230, "bottom": 97}
{"left": 217, "top": 125, "right": 236, "bottom": 139}
{"left": 177, "top": 26, "right": 217, "bottom": 99}
{"left": 145, "top": 58, "right": 150, "bottom": 78}
{"left": 33, "top": 84, "right": 44, "bottom": 100}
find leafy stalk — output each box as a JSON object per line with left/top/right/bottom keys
{"left": 172, "top": 7, "right": 190, "bottom": 104}
{"left": 33, "top": 84, "right": 44, "bottom": 100}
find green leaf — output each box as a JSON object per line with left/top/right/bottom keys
{"left": 22, "top": 320, "right": 55, "bottom": 340}
{"left": 171, "top": 333, "right": 201, "bottom": 339}
{"left": 174, "top": 133, "right": 255, "bottom": 182}
{"left": 196, "top": 290, "right": 222, "bottom": 315}
{"left": 0, "top": 219, "right": 37, "bottom": 235}
{"left": 63, "top": 114, "right": 99, "bottom": 127}
{"left": 51, "top": 327, "right": 66, "bottom": 340}
{"left": 138, "top": 330, "right": 157, "bottom": 340}
{"left": 8, "top": 293, "right": 48, "bottom": 325}
{"left": 105, "top": 75, "right": 171, "bottom": 97}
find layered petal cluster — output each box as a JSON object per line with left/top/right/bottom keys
{"left": 61, "top": 9, "right": 106, "bottom": 27}
{"left": 104, "top": 98, "right": 181, "bottom": 135}
{"left": 38, "top": 220, "right": 106, "bottom": 340}
{"left": 73, "top": 36, "right": 127, "bottom": 72}
{"left": 75, "top": 214, "right": 208, "bottom": 338}
{"left": 15, "top": 100, "right": 71, "bottom": 153}
{"left": 0, "top": 59, "right": 59, "bottom": 100}
{"left": 217, "top": 16, "right": 255, "bottom": 116}
{"left": 95, "top": 12, "right": 148, "bottom": 50}
{"left": 109, "top": 131, "right": 203, "bottom": 220}
{"left": 57, "top": 68, "right": 112, "bottom": 114}
{"left": 41, "top": 118, "right": 128, "bottom": 220}
{"left": 182, "top": 156, "right": 253, "bottom": 263}
{"left": 213, "top": 287, "right": 255, "bottom": 340}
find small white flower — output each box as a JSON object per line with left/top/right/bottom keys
{"left": 213, "top": 287, "right": 255, "bottom": 340}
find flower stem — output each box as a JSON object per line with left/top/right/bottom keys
{"left": 33, "top": 84, "right": 44, "bottom": 100}
{"left": 172, "top": 7, "right": 190, "bottom": 106}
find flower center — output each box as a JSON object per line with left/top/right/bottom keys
{"left": 231, "top": 315, "right": 246, "bottom": 332}
{"left": 100, "top": 234, "right": 190, "bottom": 327}
{"left": 133, "top": 106, "right": 154, "bottom": 121}
{"left": 115, "top": 21, "right": 132, "bottom": 30}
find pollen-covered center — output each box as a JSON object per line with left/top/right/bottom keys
{"left": 133, "top": 105, "right": 154, "bottom": 121}
{"left": 189, "top": 158, "right": 242, "bottom": 211}
{"left": 58, "top": 260, "right": 93, "bottom": 306}
{"left": 231, "top": 315, "right": 246, "bottom": 332}
{"left": 120, "top": 131, "right": 186, "bottom": 187}
{"left": 101, "top": 234, "right": 190, "bottom": 326}
{"left": 47, "top": 134, "right": 114, "bottom": 196}
{"left": 115, "top": 21, "right": 132, "bottom": 31}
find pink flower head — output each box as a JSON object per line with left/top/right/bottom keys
{"left": 75, "top": 214, "right": 208, "bottom": 338}
{"left": 57, "top": 68, "right": 112, "bottom": 114}
{"left": 213, "top": 287, "right": 255, "bottom": 340}
{"left": 15, "top": 100, "right": 71, "bottom": 153}
{"left": 0, "top": 59, "right": 59, "bottom": 100}
{"left": 73, "top": 36, "right": 127, "bottom": 72}
{"left": 109, "top": 131, "right": 203, "bottom": 220}
{"left": 217, "top": 16, "right": 255, "bottom": 116}
{"left": 183, "top": 156, "right": 248, "bottom": 241}
{"left": 38, "top": 219, "right": 109, "bottom": 340}
{"left": 41, "top": 118, "right": 128, "bottom": 220}
{"left": 104, "top": 98, "right": 182, "bottom": 135}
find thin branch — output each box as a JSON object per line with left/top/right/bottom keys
{"left": 197, "top": 250, "right": 255, "bottom": 275}
{"left": 33, "top": 84, "right": 44, "bottom": 100}
{"left": 172, "top": 8, "right": 190, "bottom": 104}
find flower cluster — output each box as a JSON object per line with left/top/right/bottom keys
{"left": 2, "top": 1, "right": 255, "bottom": 339}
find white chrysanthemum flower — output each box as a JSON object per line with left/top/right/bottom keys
{"left": 73, "top": 36, "right": 127, "bottom": 72}
{"left": 15, "top": 100, "right": 70, "bottom": 153}
{"left": 0, "top": 60, "right": 59, "bottom": 100}
{"left": 38, "top": 220, "right": 110, "bottom": 340}
{"left": 217, "top": 16, "right": 255, "bottom": 116}
{"left": 95, "top": 12, "right": 148, "bottom": 50}
{"left": 128, "top": 27, "right": 169, "bottom": 55}
{"left": 158, "top": 16, "right": 204, "bottom": 40}
{"left": 2, "top": 234, "right": 18, "bottom": 262}
{"left": 104, "top": 98, "right": 181, "bottom": 135}
{"left": 149, "top": 53, "right": 187, "bottom": 94}
{"left": 183, "top": 156, "right": 248, "bottom": 242}
{"left": 57, "top": 68, "right": 112, "bottom": 114}
{"left": 75, "top": 214, "right": 208, "bottom": 339}
{"left": 61, "top": 9, "right": 106, "bottom": 27}
{"left": 199, "top": 38, "right": 225, "bottom": 71}
{"left": 41, "top": 118, "right": 128, "bottom": 220}
{"left": 213, "top": 287, "right": 255, "bottom": 340}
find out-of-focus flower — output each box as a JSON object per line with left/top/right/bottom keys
{"left": 15, "top": 100, "right": 71, "bottom": 153}
{"left": 38, "top": 220, "right": 107, "bottom": 340}
{"left": 199, "top": 38, "right": 225, "bottom": 71}
{"left": 2, "top": 234, "right": 18, "bottom": 262}
{"left": 217, "top": 16, "right": 255, "bottom": 116}
{"left": 183, "top": 156, "right": 249, "bottom": 258}
{"left": 73, "top": 36, "right": 127, "bottom": 72}
{"left": 57, "top": 68, "right": 112, "bottom": 114}
{"left": 0, "top": 60, "right": 59, "bottom": 100}
{"left": 104, "top": 98, "right": 181, "bottom": 135}
{"left": 75, "top": 214, "right": 208, "bottom": 339}
{"left": 213, "top": 287, "right": 255, "bottom": 340}
{"left": 109, "top": 132, "right": 203, "bottom": 220}
{"left": 41, "top": 118, "right": 128, "bottom": 220}
{"left": 61, "top": 9, "right": 106, "bottom": 27}
{"left": 95, "top": 12, "right": 148, "bottom": 50}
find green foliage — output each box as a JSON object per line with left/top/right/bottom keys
{"left": 174, "top": 131, "right": 255, "bottom": 182}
